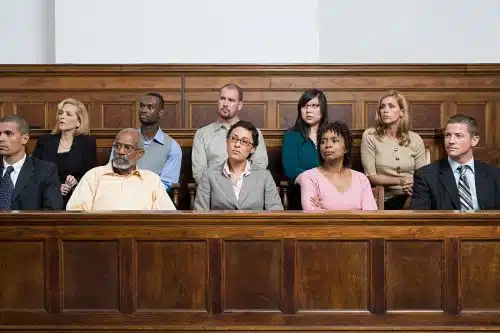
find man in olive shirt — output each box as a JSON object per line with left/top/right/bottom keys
{"left": 191, "top": 84, "right": 268, "bottom": 184}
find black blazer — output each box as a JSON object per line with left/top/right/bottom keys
{"left": 410, "top": 157, "right": 500, "bottom": 210}
{"left": 32, "top": 134, "right": 97, "bottom": 183}
{"left": 8, "top": 156, "right": 63, "bottom": 210}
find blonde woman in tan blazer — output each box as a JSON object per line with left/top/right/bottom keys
{"left": 360, "top": 90, "right": 428, "bottom": 209}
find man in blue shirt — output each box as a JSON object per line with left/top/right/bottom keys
{"left": 410, "top": 114, "right": 500, "bottom": 210}
{"left": 110, "top": 93, "right": 182, "bottom": 191}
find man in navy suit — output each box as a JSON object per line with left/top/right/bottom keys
{"left": 410, "top": 114, "right": 500, "bottom": 210}
{"left": 0, "top": 115, "right": 63, "bottom": 210}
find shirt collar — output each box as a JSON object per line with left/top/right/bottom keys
{"left": 222, "top": 159, "right": 251, "bottom": 178}
{"left": 138, "top": 127, "right": 164, "bottom": 145}
{"left": 215, "top": 118, "right": 239, "bottom": 132}
{"left": 3, "top": 153, "right": 26, "bottom": 173}
{"left": 448, "top": 156, "right": 475, "bottom": 174}
{"left": 103, "top": 162, "right": 144, "bottom": 179}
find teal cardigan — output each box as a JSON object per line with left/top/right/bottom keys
{"left": 282, "top": 129, "right": 320, "bottom": 181}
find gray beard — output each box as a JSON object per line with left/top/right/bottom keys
{"left": 112, "top": 158, "right": 133, "bottom": 170}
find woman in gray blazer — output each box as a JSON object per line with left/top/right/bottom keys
{"left": 194, "top": 120, "right": 283, "bottom": 211}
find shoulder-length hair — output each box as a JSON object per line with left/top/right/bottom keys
{"left": 51, "top": 98, "right": 90, "bottom": 136}
{"left": 374, "top": 90, "right": 410, "bottom": 146}
{"left": 292, "top": 89, "right": 328, "bottom": 139}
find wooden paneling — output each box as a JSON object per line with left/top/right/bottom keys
{"left": 386, "top": 241, "right": 444, "bottom": 311}
{"left": 277, "top": 103, "right": 296, "bottom": 129}
{"left": 136, "top": 241, "right": 207, "bottom": 310}
{"left": 62, "top": 241, "right": 119, "bottom": 310}
{"left": 0, "top": 241, "right": 45, "bottom": 310}
{"left": 223, "top": 241, "right": 281, "bottom": 311}
{"left": 14, "top": 102, "right": 47, "bottom": 128}
{"left": 1, "top": 212, "right": 500, "bottom": 332}
{"left": 461, "top": 240, "right": 500, "bottom": 311}
{"left": 329, "top": 103, "right": 354, "bottom": 128}
{"left": 102, "top": 103, "right": 135, "bottom": 129}
{"left": 296, "top": 241, "right": 369, "bottom": 311}
{"left": 411, "top": 103, "right": 442, "bottom": 129}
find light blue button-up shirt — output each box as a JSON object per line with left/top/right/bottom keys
{"left": 448, "top": 157, "right": 479, "bottom": 210}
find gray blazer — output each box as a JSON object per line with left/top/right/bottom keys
{"left": 194, "top": 162, "right": 284, "bottom": 211}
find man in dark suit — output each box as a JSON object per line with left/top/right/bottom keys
{"left": 0, "top": 115, "right": 63, "bottom": 210}
{"left": 410, "top": 114, "right": 500, "bottom": 210}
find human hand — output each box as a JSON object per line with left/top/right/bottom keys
{"left": 61, "top": 183, "right": 72, "bottom": 196}
{"left": 400, "top": 177, "right": 413, "bottom": 195}
{"left": 65, "top": 175, "right": 78, "bottom": 188}
{"left": 310, "top": 196, "right": 322, "bottom": 209}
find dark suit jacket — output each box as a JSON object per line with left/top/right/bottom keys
{"left": 7, "top": 156, "right": 63, "bottom": 210}
{"left": 32, "top": 134, "right": 97, "bottom": 182}
{"left": 410, "top": 157, "right": 500, "bottom": 210}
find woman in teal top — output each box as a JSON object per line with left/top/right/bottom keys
{"left": 282, "top": 89, "right": 328, "bottom": 208}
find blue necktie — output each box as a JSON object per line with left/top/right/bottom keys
{"left": 458, "top": 165, "right": 473, "bottom": 211}
{"left": 0, "top": 166, "right": 15, "bottom": 210}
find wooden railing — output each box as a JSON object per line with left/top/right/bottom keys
{"left": 1, "top": 211, "right": 500, "bottom": 332}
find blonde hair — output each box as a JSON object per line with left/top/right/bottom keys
{"left": 51, "top": 98, "right": 90, "bottom": 135}
{"left": 374, "top": 90, "right": 410, "bottom": 146}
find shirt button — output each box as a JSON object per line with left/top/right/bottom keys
{"left": 395, "top": 157, "right": 400, "bottom": 161}
{"left": 396, "top": 166, "right": 400, "bottom": 170}
{"left": 397, "top": 171, "right": 401, "bottom": 174}
{"left": 394, "top": 148, "right": 398, "bottom": 152}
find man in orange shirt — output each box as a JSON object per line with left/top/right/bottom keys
{"left": 66, "top": 128, "right": 176, "bottom": 211}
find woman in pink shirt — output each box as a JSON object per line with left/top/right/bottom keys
{"left": 296, "top": 121, "right": 378, "bottom": 211}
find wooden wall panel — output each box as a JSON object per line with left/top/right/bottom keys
{"left": 136, "top": 241, "right": 207, "bottom": 311}
{"left": 0, "top": 241, "right": 45, "bottom": 310}
{"left": 223, "top": 241, "right": 281, "bottom": 311}
{"left": 239, "top": 103, "right": 266, "bottom": 128}
{"left": 277, "top": 103, "right": 296, "bottom": 129}
{"left": 14, "top": 103, "right": 47, "bottom": 129}
{"left": 159, "top": 103, "right": 181, "bottom": 128}
{"left": 329, "top": 103, "right": 354, "bottom": 128}
{"left": 461, "top": 240, "right": 500, "bottom": 311}
{"left": 296, "top": 241, "right": 369, "bottom": 311}
{"left": 102, "top": 103, "right": 135, "bottom": 129}
{"left": 386, "top": 241, "right": 444, "bottom": 311}
{"left": 411, "top": 103, "right": 442, "bottom": 129}
{"left": 62, "top": 241, "right": 119, "bottom": 310}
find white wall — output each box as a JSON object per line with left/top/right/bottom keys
{"left": 1, "top": 0, "right": 499, "bottom": 64}
{"left": 0, "top": 0, "right": 55, "bottom": 64}
{"left": 54, "top": 0, "right": 319, "bottom": 64}
{"left": 318, "top": 0, "right": 500, "bottom": 63}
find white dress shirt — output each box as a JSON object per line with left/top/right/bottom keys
{"left": 2, "top": 154, "right": 26, "bottom": 187}
{"left": 222, "top": 160, "right": 252, "bottom": 201}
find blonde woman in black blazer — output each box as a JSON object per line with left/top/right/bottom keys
{"left": 33, "top": 98, "right": 97, "bottom": 206}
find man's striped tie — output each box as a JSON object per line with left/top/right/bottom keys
{"left": 458, "top": 165, "right": 473, "bottom": 211}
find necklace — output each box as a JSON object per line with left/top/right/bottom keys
{"left": 59, "top": 140, "right": 72, "bottom": 149}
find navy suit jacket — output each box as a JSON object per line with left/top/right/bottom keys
{"left": 410, "top": 157, "right": 500, "bottom": 210}
{"left": 6, "top": 156, "right": 63, "bottom": 210}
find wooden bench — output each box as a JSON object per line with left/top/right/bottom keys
{"left": 1, "top": 211, "right": 500, "bottom": 332}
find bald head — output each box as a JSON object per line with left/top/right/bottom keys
{"left": 112, "top": 128, "right": 145, "bottom": 171}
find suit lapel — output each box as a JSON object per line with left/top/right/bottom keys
{"left": 237, "top": 173, "right": 253, "bottom": 208}
{"left": 13, "top": 157, "right": 34, "bottom": 200}
{"left": 438, "top": 158, "right": 460, "bottom": 209}
{"left": 47, "top": 135, "right": 60, "bottom": 161}
{"left": 215, "top": 170, "right": 238, "bottom": 208}
{"left": 474, "top": 161, "right": 490, "bottom": 209}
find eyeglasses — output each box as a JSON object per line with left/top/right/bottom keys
{"left": 227, "top": 135, "right": 254, "bottom": 147}
{"left": 301, "top": 103, "right": 320, "bottom": 110}
{"left": 113, "top": 142, "right": 140, "bottom": 154}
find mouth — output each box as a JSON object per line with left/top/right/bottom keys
{"left": 231, "top": 150, "right": 241, "bottom": 155}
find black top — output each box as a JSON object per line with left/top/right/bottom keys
{"left": 32, "top": 134, "right": 97, "bottom": 207}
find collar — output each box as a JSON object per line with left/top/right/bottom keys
{"left": 103, "top": 162, "right": 143, "bottom": 179}
{"left": 3, "top": 153, "right": 26, "bottom": 173}
{"left": 138, "top": 127, "right": 164, "bottom": 145}
{"left": 215, "top": 118, "right": 239, "bottom": 132}
{"left": 222, "top": 160, "right": 251, "bottom": 178}
{"left": 448, "top": 156, "right": 475, "bottom": 174}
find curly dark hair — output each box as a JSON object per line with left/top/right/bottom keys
{"left": 317, "top": 121, "right": 353, "bottom": 168}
